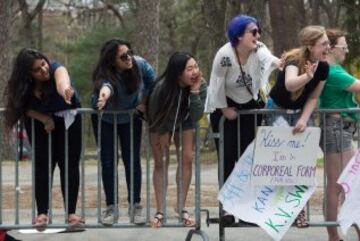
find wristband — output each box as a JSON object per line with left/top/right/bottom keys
{"left": 190, "top": 89, "right": 200, "bottom": 94}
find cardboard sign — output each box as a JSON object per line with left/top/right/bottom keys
{"left": 219, "top": 141, "right": 315, "bottom": 241}
{"left": 338, "top": 150, "right": 360, "bottom": 234}
{"left": 252, "top": 127, "right": 320, "bottom": 185}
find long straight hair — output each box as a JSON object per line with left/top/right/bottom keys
{"left": 148, "top": 51, "right": 194, "bottom": 129}
{"left": 284, "top": 25, "right": 326, "bottom": 100}
{"left": 4, "top": 48, "right": 54, "bottom": 130}
{"left": 92, "top": 38, "right": 140, "bottom": 96}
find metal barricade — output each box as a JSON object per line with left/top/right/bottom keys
{"left": 202, "top": 107, "right": 360, "bottom": 241}
{"left": 0, "top": 108, "right": 208, "bottom": 241}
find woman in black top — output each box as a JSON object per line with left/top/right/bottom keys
{"left": 4, "top": 48, "right": 83, "bottom": 229}
{"left": 269, "top": 26, "right": 330, "bottom": 228}
{"left": 270, "top": 26, "right": 329, "bottom": 133}
{"left": 270, "top": 25, "right": 330, "bottom": 133}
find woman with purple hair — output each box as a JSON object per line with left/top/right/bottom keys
{"left": 205, "top": 14, "right": 283, "bottom": 225}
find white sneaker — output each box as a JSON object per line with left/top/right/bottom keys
{"left": 129, "top": 203, "right": 145, "bottom": 224}
{"left": 101, "top": 205, "right": 118, "bottom": 225}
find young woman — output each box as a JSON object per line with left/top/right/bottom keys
{"left": 92, "top": 38, "right": 155, "bottom": 225}
{"left": 147, "top": 52, "right": 207, "bottom": 228}
{"left": 269, "top": 25, "right": 330, "bottom": 227}
{"left": 269, "top": 25, "right": 330, "bottom": 133}
{"left": 4, "top": 48, "right": 83, "bottom": 229}
{"left": 320, "top": 28, "right": 360, "bottom": 241}
{"left": 205, "top": 14, "right": 283, "bottom": 225}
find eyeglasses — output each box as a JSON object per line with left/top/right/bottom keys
{"left": 334, "top": 45, "right": 349, "bottom": 52}
{"left": 316, "top": 40, "right": 330, "bottom": 48}
{"left": 118, "top": 50, "right": 133, "bottom": 61}
{"left": 246, "top": 28, "right": 261, "bottom": 37}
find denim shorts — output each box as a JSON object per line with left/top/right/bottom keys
{"left": 321, "top": 116, "right": 355, "bottom": 153}
{"left": 176, "top": 117, "right": 195, "bottom": 132}
{"left": 265, "top": 99, "right": 314, "bottom": 126}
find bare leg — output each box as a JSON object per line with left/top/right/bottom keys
{"left": 150, "top": 133, "right": 170, "bottom": 213}
{"left": 325, "top": 149, "right": 354, "bottom": 241}
{"left": 174, "top": 130, "right": 194, "bottom": 212}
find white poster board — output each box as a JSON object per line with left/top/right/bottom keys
{"left": 218, "top": 141, "right": 315, "bottom": 241}
{"left": 252, "top": 127, "right": 321, "bottom": 186}
{"left": 337, "top": 150, "right": 360, "bottom": 234}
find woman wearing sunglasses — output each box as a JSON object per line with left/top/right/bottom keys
{"left": 320, "top": 29, "right": 360, "bottom": 241}
{"left": 91, "top": 38, "right": 155, "bottom": 225}
{"left": 4, "top": 48, "right": 83, "bottom": 229}
{"left": 147, "top": 52, "right": 207, "bottom": 228}
{"left": 205, "top": 14, "right": 283, "bottom": 226}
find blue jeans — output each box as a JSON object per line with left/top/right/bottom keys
{"left": 94, "top": 117, "right": 142, "bottom": 205}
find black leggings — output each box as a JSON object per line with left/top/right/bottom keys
{"left": 25, "top": 114, "right": 82, "bottom": 215}
{"left": 210, "top": 97, "right": 262, "bottom": 182}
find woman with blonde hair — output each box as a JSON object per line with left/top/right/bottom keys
{"left": 269, "top": 25, "right": 330, "bottom": 133}
{"left": 269, "top": 25, "right": 330, "bottom": 227}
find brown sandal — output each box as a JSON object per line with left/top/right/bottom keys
{"left": 68, "top": 214, "right": 85, "bottom": 227}
{"left": 33, "top": 214, "right": 48, "bottom": 231}
{"left": 180, "top": 210, "right": 195, "bottom": 227}
{"left": 151, "top": 212, "right": 164, "bottom": 229}
{"left": 294, "top": 209, "right": 309, "bottom": 228}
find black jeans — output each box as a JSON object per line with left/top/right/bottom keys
{"left": 25, "top": 114, "right": 82, "bottom": 215}
{"left": 210, "top": 97, "right": 262, "bottom": 183}
{"left": 92, "top": 116, "right": 142, "bottom": 205}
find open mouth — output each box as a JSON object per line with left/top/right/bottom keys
{"left": 190, "top": 75, "right": 198, "bottom": 82}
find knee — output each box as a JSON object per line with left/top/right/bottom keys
{"left": 154, "top": 158, "right": 168, "bottom": 170}
{"left": 181, "top": 152, "right": 194, "bottom": 166}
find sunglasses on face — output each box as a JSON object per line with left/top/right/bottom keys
{"left": 246, "top": 28, "right": 261, "bottom": 37}
{"left": 118, "top": 50, "right": 133, "bottom": 61}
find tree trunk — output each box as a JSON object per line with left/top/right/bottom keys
{"left": 0, "top": 0, "right": 14, "bottom": 159}
{"left": 310, "top": 0, "right": 320, "bottom": 24}
{"left": 135, "top": 0, "right": 160, "bottom": 72}
{"left": 37, "top": 9, "right": 43, "bottom": 51}
{"left": 17, "top": 0, "right": 46, "bottom": 48}
{"left": 202, "top": 0, "right": 227, "bottom": 77}
{"left": 269, "top": 0, "right": 306, "bottom": 56}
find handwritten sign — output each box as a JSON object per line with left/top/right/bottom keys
{"left": 219, "top": 141, "right": 315, "bottom": 241}
{"left": 251, "top": 127, "right": 320, "bottom": 185}
{"left": 337, "top": 150, "right": 360, "bottom": 234}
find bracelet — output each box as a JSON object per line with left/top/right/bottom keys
{"left": 190, "top": 89, "right": 200, "bottom": 94}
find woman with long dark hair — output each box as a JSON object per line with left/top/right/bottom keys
{"left": 147, "top": 52, "right": 207, "bottom": 228}
{"left": 91, "top": 38, "right": 155, "bottom": 225}
{"left": 4, "top": 48, "right": 83, "bottom": 229}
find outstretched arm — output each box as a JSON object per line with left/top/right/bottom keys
{"left": 54, "top": 66, "right": 74, "bottom": 104}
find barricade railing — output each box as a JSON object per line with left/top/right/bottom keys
{"left": 203, "top": 107, "right": 360, "bottom": 241}
{"left": 0, "top": 108, "right": 208, "bottom": 241}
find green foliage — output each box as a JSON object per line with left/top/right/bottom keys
{"left": 158, "top": 0, "right": 210, "bottom": 77}
{"left": 63, "top": 26, "right": 130, "bottom": 107}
